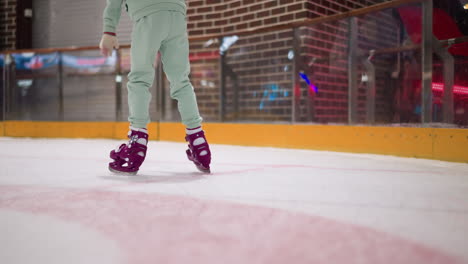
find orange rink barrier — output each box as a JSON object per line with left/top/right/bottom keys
{"left": 1, "top": 121, "right": 467, "bottom": 163}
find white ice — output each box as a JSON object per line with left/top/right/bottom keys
{"left": 0, "top": 137, "right": 467, "bottom": 263}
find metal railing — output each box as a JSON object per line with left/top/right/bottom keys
{"left": 1, "top": 0, "right": 467, "bottom": 126}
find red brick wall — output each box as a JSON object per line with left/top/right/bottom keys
{"left": 225, "top": 29, "right": 294, "bottom": 121}
{"left": 187, "top": 0, "right": 393, "bottom": 123}
{"left": 187, "top": 40, "right": 221, "bottom": 120}
{"left": 307, "top": 0, "right": 388, "bottom": 17}
{"left": 300, "top": 9, "right": 399, "bottom": 123}
{"left": 356, "top": 11, "right": 400, "bottom": 123}
{"left": 303, "top": 0, "right": 394, "bottom": 123}
{"left": 187, "top": 0, "right": 308, "bottom": 37}
{"left": 187, "top": 0, "right": 308, "bottom": 121}
{"left": 300, "top": 22, "right": 349, "bottom": 122}
{"left": 0, "top": 0, "right": 16, "bottom": 51}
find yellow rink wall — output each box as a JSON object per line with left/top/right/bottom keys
{"left": 1, "top": 121, "right": 467, "bottom": 163}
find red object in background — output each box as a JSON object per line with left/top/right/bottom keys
{"left": 398, "top": 7, "right": 468, "bottom": 56}
{"left": 189, "top": 51, "right": 220, "bottom": 62}
{"left": 26, "top": 56, "right": 44, "bottom": 70}
{"left": 76, "top": 57, "right": 107, "bottom": 66}
{"left": 432, "top": 83, "right": 468, "bottom": 95}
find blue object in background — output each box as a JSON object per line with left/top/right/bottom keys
{"left": 13, "top": 53, "right": 59, "bottom": 70}
{"left": 0, "top": 52, "right": 115, "bottom": 70}
{"left": 299, "top": 72, "right": 318, "bottom": 94}
{"left": 414, "top": 105, "right": 422, "bottom": 115}
{"left": 259, "top": 84, "right": 289, "bottom": 110}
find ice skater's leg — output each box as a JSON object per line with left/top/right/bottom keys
{"left": 127, "top": 13, "right": 169, "bottom": 128}
{"left": 160, "top": 12, "right": 210, "bottom": 172}
{"left": 159, "top": 12, "right": 202, "bottom": 129}
{"left": 109, "top": 13, "right": 170, "bottom": 175}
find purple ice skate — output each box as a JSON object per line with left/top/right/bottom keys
{"left": 185, "top": 129, "right": 211, "bottom": 173}
{"left": 109, "top": 128, "right": 148, "bottom": 175}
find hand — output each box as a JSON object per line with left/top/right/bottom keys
{"left": 99, "top": 34, "right": 119, "bottom": 57}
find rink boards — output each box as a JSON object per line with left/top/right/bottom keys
{"left": 0, "top": 121, "right": 467, "bottom": 163}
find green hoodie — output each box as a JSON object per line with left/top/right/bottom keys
{"left": 103, "top": 0, "right": 186, "bottom": 33}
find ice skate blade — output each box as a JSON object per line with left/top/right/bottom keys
{"left": 108, "top": 166, "right": 138, "bottom": 176}
{"left": 196, "top": 165, "right": 211, "bottom": 174}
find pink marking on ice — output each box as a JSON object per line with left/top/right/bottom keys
{"left": 0, "top": 185, "right": 463, "bottom": 264}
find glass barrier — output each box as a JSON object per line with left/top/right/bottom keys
{"left": 1, "top": 0, "right": 466, "bottom": 127}
{"left": 432, "top": 50, "right": 468, "bottom": 127}
{"left": 453, "top": 57, "right": 468, "bottom": 126}
{"left": 4, "top": 52, "right": 61, "bottom": 121}
{"left": 184, "top": 39, "right": 220, "bottom": 122}
{"left": 62, "top": 49, "right": 116, "bottom": 121}
{"left": 355, "top": 5, "right": 423, "bottom": 125}
{"left": 299, "top": 20, "right": 349, "bottom": 123}
{"left": 223, "top": 30, "right": 294, "bottom": 122}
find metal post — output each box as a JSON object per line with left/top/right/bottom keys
{"left": 348, "top": 17, "right": 358, "bottom": 124}
{"left": 301, "top": 52, "right": 318, "bottom": 122}
{"left": 306, "top": 69, "right": 315, "bottom": 122}
{"left": 421, "top": 0, "right": 433, "bottom": 124}
{"left": 433, "top": 36, "right": 455, "bottom": 124}
{"left": 442, "top": 51, "right": 454, "bottom": 124}
{"left": 305, "top": 59, "right": 317, "bottom": 122}
{"left": 219, "top": 37, "right": 226, "bottom": 122}
{"left": 1, "top": 59, "right": 3, "bottom": 122}
{"left": 4, "top": 54, "right": 13, "bottom": 119}
{"left": 433, "top": 45, "right": 454, "bottom": 124}
{"left": 226, "top": 66, "right": 239, "bottom": 120}
{"left": 2, "top": 54, "right": 9, "bottom": 121}
{"left": 363, "top": 54, "right": 376, "bottom": 124}
{"left": 232, "top": 72, "right": 239, "bottom": 120}
{"left": 292, "top": 27, "right": 301, "bottom": 123}
{"left": 57, "top": 51, "right": 64, "bottom": 121}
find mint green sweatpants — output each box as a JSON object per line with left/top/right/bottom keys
{"left": 127, "top": 11, "right": 202, "bottom": 129}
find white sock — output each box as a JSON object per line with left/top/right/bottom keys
{"left": 186, "top": 126, "right": 202, "bottom": 135}
{"left": 129, "top": 126, "right": 148, "bottom": 146}
{"left": 130, "top": 126, "right": 148, "bottom": 134}
{"left": 186, "top": 127, "right": 208, "bottom": 156}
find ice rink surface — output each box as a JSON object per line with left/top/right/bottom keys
{"left": 0, "top": 137, "right": 467, "bottom": 264}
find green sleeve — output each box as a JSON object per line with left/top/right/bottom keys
{"left": 103, "top": 0, "right": 124, "bottom": 33}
